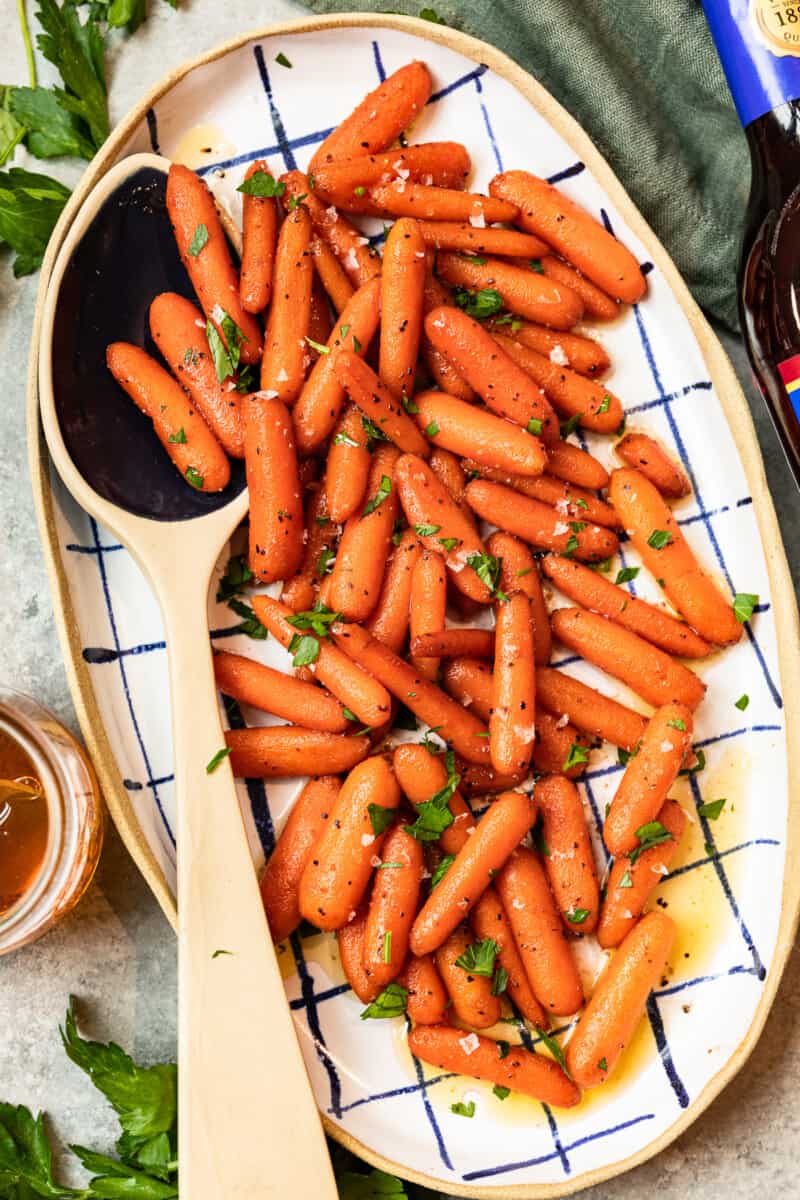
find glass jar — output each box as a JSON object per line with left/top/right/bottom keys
{"left": 0, "top": 686, "right": 103, "bottom": 955}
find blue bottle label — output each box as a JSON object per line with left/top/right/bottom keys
{"left": 704, "top": 0, "right": 800, "bottom": 125}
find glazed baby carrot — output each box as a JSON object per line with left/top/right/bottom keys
{"left": 489, "top": 170, "right": 646, "bottom": 305}
{"left": 493, "top": 333, "right": 624, "bottom": 434}
{"left": 435, "top": 923, "right": 502, "bottom": 1028}
{"left": 298, "top": 756, "right": 400, "bottom": 929}
{"left": 551, "top": 608, "right": 706, "bottom": 711}
{"left": 536, "top": 666, "right": 648, "bottom": 752}
{"left": 546, "top": 440, "right": 610, "bottom": 490}
{"left": 485, "top": 316, "right": 611, "bottom": 378}
{"left": 608, "top": 468, "right": 742, "bottom": 645}
{"left": 495, "top": 846, "right": 584, "bottom": 1016}
{"left": 148, "top": 292, "right": 244, "bottom": 458}
{"left": 535, "top": 774, "right": 600, "bottom": 935}
{"left": 335, "top": 352, "right": 430, "bottom": 455}
{"left": 244, "top": 395, "right": 304, "bottom": 584}
{"left": 327, "top": 443, "right": 400, "bottom": 621}
{"left": 466, "top": 462, "right": 620, "bottom": 529}
{"left": 533, "top": 712, "right": 590, "bottom": 779}
{"left": 260, "top": 202, "right": 314, "bottom": 402}
{"left": 325, "top": 406, "right": 372, "bottom": 523}
{"left": 225, "top": 726, "right": 369, "bottom": 779}
{"left": 391, "top": 743, "right": 475, "bottom": 856}
{"left": 239, "top": 159, "right": 279, "bottom": 314}
{"left": 410, "top": 629, "right": 494, "bottom": 660}
{"left": 429, "top": 447, "right": 471, "bottom": 510}
{"left": 368, "top": 182, "right": 517, "bottom": 224}
{"left": 312, "top": 143, "right": 471, "bottom": 211}
{"left": 379, "top": 217, "right": 426, "bottom": 400}
{"left": 310, "top": 235, "right": 355, "bottom": 314}
{"left": 539, "top": 255, "right": 619, "bottom": 320}
{"left": 436, "top": 253, "right": 583, "bottom": 330}
{"left": 465, "top": 479, "right": 619, "bottom": 562}
{"left": 408, "top": 1025, "right": 580, "bottom": 1108}
{"left": 363, "top": 824, "right": 424, "bottom": 989}
{"left": 421, "top": 273, "right": 476, "bottom": 402}
{"left": 337, "top": 905, "right": 379, "bottom": 1003}
{"left": 471, "top": 887, "right": 548, "bottom": 1027}
{"left": 418, "top": 221, "right": 548, "bottom": 258}
{"left": 615, "top": 432, "right": 691, "bottom": 498}
{"left": 213, "top": 651, "right": 348, "bottom": 732}
{"left": 442, "top": 655, "right": 497, "bottom": 723}
{"left": 603, "top": 702, "right": 693, "bottom": 856}
{"left": 281, "top": 485, "right": 332, "bottom": 613}
{"left": 491, "top": 593, "right": 536, "bottom": 776}
{"left": 106, "top": 343, "right": 230, "bottom": 493}
{"left": 399, "top": 954, "right": 448, "bottom": 1025}
{"left": 424, "top": 307, "right": 560, "bottom": 439}
{"left": 252, "top": 595, "right": 392, "bottom": 727}
{"left": 566, "top": 911, "right": 675, "bottom": 1088}
{"left": 409, "top": 550, "right": 447, "bottom": 680}
{"left": 457, "top": 762, "right": 527, "bottom": 797}
{"left": 365, "top": 529, "right": 422, "bottom": 652}
{"left": 394, "top": 453, "right": 493, "bottom": 603}
{"left": 410, "top": 790, "right": 537, "bottom": 956}
{"left": 165, "top": 163, "right": 263, "bottom": 364}
{"left": 331, "top": 621, "right": 490, "bottom": 763}
{"left": 309, "top": 61, "right": 432, "bottom": 170}
{"left": 281, "top": 171, "right": 382, "bottom": 287}
{"left": 541, "top": 555, "right": 711, "bottom": 658}
{"left": 259, "top": 775, "right": 340, "bottom": 942}
{"left": 414, "top": 390, "right": 547, "bottom": 477}
{"left": 308, "top": 274, "right": 334, "bottom": 356}
{"left": 598, "top": 799, "right": 686, "bottom": 949}
{"left": 489, "top": 532, "right": 552, "bottom": 665}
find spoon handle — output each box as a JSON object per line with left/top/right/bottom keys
{"left": 160, "top": 578, "right": 337, "bottom": 1198}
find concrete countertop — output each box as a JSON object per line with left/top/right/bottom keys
{"left": 1, "top": 1, "right": 798, "bottom": 1193}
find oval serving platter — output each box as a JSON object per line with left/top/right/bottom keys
{"left": 26, "top": 14, "right": 800, "bottom": 1198}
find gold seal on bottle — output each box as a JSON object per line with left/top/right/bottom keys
{"left": 752, "top": 0, "right": 800, "bottom": 55}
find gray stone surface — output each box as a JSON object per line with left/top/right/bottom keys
{"left": 0, "top": 2, "right": 797, "bottom": 1194}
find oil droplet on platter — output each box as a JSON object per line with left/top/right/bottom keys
{"left": 173, "top": 124, "right": 237, "bottom": 170}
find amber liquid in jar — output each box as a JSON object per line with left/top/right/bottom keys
{"left": 0, "top": 731, "right": 49, "bottom": 916}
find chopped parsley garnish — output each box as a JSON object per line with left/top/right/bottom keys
{"left": 288, "top": 633, "right": 320, "bottom": 667}
{"left": 333, "top": 430, "right": 360, "bottom": 448}
{"left": 563, "top": 742, "right": 590, "bottom": 772}
{"left": 227, "top": 598, "right": 267, "bottom": 640}
{"left": 535, "top": 1027, "right": 569, "bottom": 1075}
{"left": 451, "top": 1100, "right": 475, "bottom": 1118}
{"left": 597, "top": 1057, "right": 608, "bottom": 1072}
{"left": 287, "top": 192, "right": 307, "bottom": 210}
{"left": 733, "top": 592, "right": 758, "bottom": 623}
{"left": 342, "top": 707, "right": 358, "bottom": 722}
{"left": 363, "top": 474, "right": 392, "bottom": 516}
{"left": 402, "top": 392, "right": 420, "bottom": 414}
{"left": 354, "top": 185, "right": 366, "bottom": 197}
{"left": 275, "top": 52, "right": 292, "bottom": 68}
{"left": 237, "top": 170, "right": 286, "bottom": 198}
{"left": 316, "top": 546, "right": 335, "bottom": 577}
{"left": 527, "top": 417, "right": 543, "bottom": 436}
{"left": 305, "top": 335, "right": 330, "bottom": 355}
{"left": 466, "top": 551, "right": 503, "bottom": 597}
{"left": 403, "top": 750, "right": 460, "bottom": 842}
{"left": 647, "top": 529, "right": 673, "bottom": 550}
{"left": 618, "top": 870, "right": 633, "bottom": 889}
{"left": 560, "top": 413, "right": 582, "bottom": 438}
{"left": 185, "top": 466, "right": 204, "bottom": 490}
{"left": 187, "top": 223, "right": 208, "bottom": 257}
{"left": 497, "top": 1040, "right": 510, "bottom": 1060}
{"left": 532, "top": 810, "right": 550, "bottom": 857}
{"left": 431, "top": 854, "right": 455, "bottom": 889}
{"left": 168, "top": 427, "right": 187, "bottom": 444}
{"left": 454, "top": 938, "right": 499, "bottom": 977}
{"left": 597, "top": 394, "right": 611, "bottom": 415}
{"left": 493, "top": 1085, "right": 510, "bottom": 1100}
{"left": 425, "top": 420, "right": 440, "bottom": 438}
{"left": 415, "top": 523, "right": 441, "bottom": 537}
{"left": 666, "top": 718, "right": 686, "bottom": 731}
{"left": 361, "top": 414, "right": 389, "bottom": 446}
{"left": 491, "top": 966, "right": 509, "bottom": 996}
{"left": 615, "top": 566, "right": 639, "bottom": 585}
{"left": 205, "top": 747, "right": 231, "bottom": 774}
{"left": 454, "top": 286, "right": 504, "bottom": 321}
{"left": 285, "top": 604, "right": 340, "bottom": 639}
{"left": 368, "top": 804, "right": 395, "bottom": 836}
{"left": 217, "top": 554, "right": 254, "bottom": 602}
{"left": 360, "top": 982, "right": 408, "bottom": 1020}
{"left": 382, "top": 931, "right": 392, "bottom": 964}
{"left": 679, "top": 747, "right": 706, "bottom": 777}
{"left": 565, "top": 907, "right": 590, "bottom": 925}
{"left": 529, "top": 258, "right": 544, "bottom": 273}
{"left": 629, "top": 820, "right": 672, "bottom": 865}
{"left": 439, "top": 536, "right": 459, "bottom": 553}
{"left": 206, "top": 311, "right": 247, "bottom": 382}
{"left": 735, "top": 693, "right": 750, "bottom": 711}
{"left": 698, "top": 798, "right": 726, "bottom": 821}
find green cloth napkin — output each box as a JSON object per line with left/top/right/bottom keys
{"left": 303, "top": 0, "right": 748, "bottom": 331}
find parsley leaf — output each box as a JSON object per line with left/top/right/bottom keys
{"left": 187, "top": 223, "right": 208, "bottom": 257}
{"left": 565, "top": 907, "right": 590, "bottom": 925}
{"left": 227, "top": 598, "right": 267, "bottom": 640}
{"left": 735, "top": 693, "right": 750, "bottom": 711}
{"left": 597, "top": 394, "right": 611, "bottom": 414}
{"left": 285, "top": 603, "right": 340, "bottom": 639}
{"left": 0, "top": 165, "right": 70, "bottom": 275}
{"left": 431, "top": 854, "right": 455, "bottom": 889}
{"left": 415, "top": 523, "right": 441, "bottom": 537}
{"left": 333, "top": 430, "right": 360, "bottom": 448}
{"left": 0, "top": 1100, "right": 73, "bottom": 1198}
{"left": 454, "top": 286, "right": 504, "bottom": 320}
{"left": 275, "top": 51, "right": 292, "bottom": 67}
{"left": 491, "top": 965, "right": 509, "bottom": 996}
{"left": 288, "top": 633, "right": 320, "bottom": 667}
{"left": 451, "top": 1100, "right": 475, "bottom": 1118}
{"left": 216, "top": 554, "right": 254, "bottom": 602}
{"left": 362, "top": 474, "right": 392, "bottom": 517}
{"left": 466, "top": 551, "right": 503, "bottom": 596}
{"left": 559, "top": 413, "right": 582, "bottom": 438}
{"left": 425, "top": 420, "right": 440, "bottom": 437}
{"left": 206, "top": 311, "right": 247, "bottom": 382}
{"left": 535, "top": 1027, "right": 570, "bottom": 1076}
{"left": 361, "top": 414, "right": 389, "bottom": 445}
{"left": 335, "top": 1167, "right": 406, "bottom": 1198}
{"left": 368, "top": 803, "right": 395, "bottom": 836}
{"left": 184, "top": 466, "right": 204, "bottom": 490}
{"left": 205, "top": 747, "right": 231, "bottom": 774}
{"left": 492, "top": 1084, "right": 510, "bottom": 1100}
{"left": 360, "top": 982, "right": 408, "bottom": 1020}
{"left": 615, "top": 566, "right": 639, "bottom": 585}
{"left": 167, "top": 427, "right": 187, "bottom": 444}
{"left": 237, "top": 170, "right": 285, "bottom": 198}
{"left": 733, "top": 592, "right": 759, "bottom": 623}
{"left": 666, "top": 717, "right": 686, "bottom": 731}
{"left": 420, "top": 7, "right": 446, "bottom": 24}
{"left": 647, "top": 529, "right": 673, "bottom": 550}
{"left": 527, "top": 417, "right": 543, "bottom": 436}
{"left": 629, "top": 820, "right": 672, "bottom": 865}
{"left": 35, "top": 0, "right": 110, "bottom": 150}
{"left": 529, "top": 258, "right": 544, "bottom": 273}
{"left": 305, "top": 335, "right": 330, "bottom": 355}
{"left": 404, "top": 750, "right": 460, "bottom": 842}
{"left": 698, "top": 798, "right": 726, "bottom": 821}
{"left": 438, "top": 536, "right": 459, "bottom": 552}
{"left": 618, "top": 870, "right": 633, "bottom": 889}
{"left": 455, "top": 938, "right": 499, "bottom": 977}
{"left": 563, "top": 742, "right": 589, "bottom": 772}
{"left": 679, "top": 747, "right": 706, "bottom": 777}
{"left": 7, "top": 83, "right": 96, "bottom": 159}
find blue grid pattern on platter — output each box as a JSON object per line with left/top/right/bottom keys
{"left": 56, "top": 31, "right": 787, "bottom": 1190}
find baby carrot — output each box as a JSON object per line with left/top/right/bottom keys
{"left": 539, "top": 255, "right": 619, "bottom": 320}
{"left": 429, "top": 447, "right": 472, "bottom": 510}
{"left": 615, "top": 432, "right": 691, "bottom": 499}
{"left": 281, "top": 171, "right": 382, "bottom": 287}
{"left": 225, "top": 726, "right": 369, "bottom": 779}
{"left": 490, "top": 171, "right": 646, "bottom": 305}
{"left": 394, "top": 453, "right": 493, "bottom": 603}
{"left": 493, "top": 333, "right": 624, "bottom": 434}
{"left": 213, "top": 651, "right": 347, "bottom": 732}
{"left": 392, "top": 743, "right": 475, "bottom": 856}
{"left": 364, "top": 825, "right": 424, "bottom": 989}
{"left": 410, "top": 790, "right": 537, "bottom": 955}
{"left": 536, "top": 666, "right": 648, "bottom": 752}
{"left": 326, "top": 407, "right": 371, "bottom": 525}
{"left": 598, "top": 799, "right": 686, "bottom": 949}
{"left": 244, "top": 395, "right": 304, "bottom": 584}
{"left": 436, "top": 924, "right": 502, "bottom": 1029}
{"left": 414, "top": 390, "right": 547, "bottom": 477}
{"left": 166, "top": 163, "right": 263, "bottom": 363}
{"left": 566, "top": 911, "right": 675, "bottom": 1088}
{"left": 603, "top": 702, "right": 693, "bottom": 856}
{"left": 331, "top": 621, "right": 490, "bottom": 763}
{"left": 471, "top": 888, "right": 548, "bottom": 1027}
{"left": 466, "top": 462, "right": 620, "bottom": 529}
{"left": 252, "top": 595, "right": 392, "bottom": 727}
{"left": 609, "top": 468, "right": 741, "bottom": 645}
{"left": 259, "top": 775, "right": 340, "bottom": 943}
{"left": 399, "top": 954, "right": 448, "bottom": 1025}
{"left": 495, "top": 846, "right": 584, "bottom": 1016}
{"left": 299, "top": 756, "right": 400, "bottom": 929}
{"left": 312, "top": 143, "right": 471, "bottom": 212}
{"left": 465, "top": 479, "right": 619, "bottom": 562}
{"left": 424, "top": 306, "right": 560, "bottom": 439}
{"left": 260, "top": 203, "right": 314, "bottom": 403}
{"left": 337, "top": 905, "right": 379, "bottom": 1003}
{"left": 489, "top": 532, "right": 552, "bottom": 665}
{"left": 148, "top": 292, "right": 244, "bottom": 458}
{"left": 409, "top": 550, "right": 447, "bottom": 680}
{"left": 239, "top": 159, "right": 279, "bottom": 314}
{"left": 309, "top": 61, "right": 432, "bottom": 170}
{"left": 281, "top": 484, "right": 333, "bottom": 613}
{"left": 311, "top": 235, "right": 355, "bottom": 314}
{"left": 327, "top": 443, "right": 400, "bottom": 621}
{"left": 369, "top": 182, "right": 517, "bottom": 224}
{"left": 442, "top": 656, "right": 496, "bottom": 723}
{"left": 457, "top": 762, "right": 527, "bottom": 797}
{"left": 547, "top": 440, "right": 610, "bottom": 490}
{"left": 436, "top": 252, "right": 583, "bottom": 330}
{"left": 380, "top": 218, "right": 426, "bottom": 401}
{"left": 418, "top": 222, "right": 548, "bottom": 258}
{"left": 534, "top": 712, "right": 590, "bottom": 780}
{"left": 408, "top": 1025, "right": 580, "bottom": 1108}
{"left": 308, "top": 273, "right": 334, "bottom": 355}
{"left": 551, "top": 608, "right": 706, "bottom": 711}
{"left": 421, "top": 272, "right": 476, "bottom": 402}
{"left": 411, "top": 629, "right": 494, "bottom": 660}
{"left": 106, "top": 343, "right": 230, "bottom": 493}
{"left": 536, "top": 774, "right": 600, "bottom": 935}
{"left": 365, "top": 529, "right": 423, "bottom": 652}
{"left": 491, "top": 594, "right": 536, "bottom": 777}
{"left": 541, "top": 555, "right": 711, "bottom": 658}
{"left": 335, "top": 351, "right": 430, "bottom": 456}
{"left": 485, "top": 316, "right": 611, "bottom": 378}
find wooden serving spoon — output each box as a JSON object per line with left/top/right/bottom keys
{"left": 38, "top": 152, "right": 337, "bottom": 1199}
